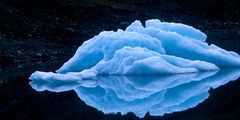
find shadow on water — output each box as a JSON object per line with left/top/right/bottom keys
{"left": 29, "top": 68, "right": 240, "bottom": 118}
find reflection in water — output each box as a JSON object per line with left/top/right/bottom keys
{"left": 29, "top": 69, "right": 240, "bottom": 118}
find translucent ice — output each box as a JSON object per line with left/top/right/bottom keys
{"left": 94, "top": 46, "right": 218, "bottom": 74}
{"left": 125, "top": 20, "right": 240, "bottom": 68}
{"left": 30, "top": 19, "right": 240, "bottom": 80}
{"left": 30, "top": 69, "right": 240, "bottom": 117}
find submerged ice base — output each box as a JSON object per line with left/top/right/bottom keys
{"left": 30, "top": 19, "right": 240, "bottom": 80}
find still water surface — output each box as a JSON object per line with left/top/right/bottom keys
{"left": 30, "top": 68, "right": 240, "bottom": 118}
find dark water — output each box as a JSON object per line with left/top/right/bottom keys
{"left": 29, "top": 69, "right": 240, "bottom": 118}
{"left": 1, "top": 68, "right": 240, "bottom": 120}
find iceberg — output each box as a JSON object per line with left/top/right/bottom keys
{"left": 30, "top": 19, "right": 240, "bottom": 80}
{"left": 29, "top": 19, "right": 240, "bottom": 117}
{"left": 29, "top": 68, "right": 240, "bottom": 118}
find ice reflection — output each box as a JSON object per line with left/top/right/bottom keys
{"left": 30, "top": 69, "right": 240, "bottom": 118}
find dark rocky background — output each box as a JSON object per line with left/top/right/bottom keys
{"left": 0, "top": 0, "right": 240, "bottom": 120}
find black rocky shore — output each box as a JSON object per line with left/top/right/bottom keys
{"left": 0, "top": 0, "right": 240, "bottom": 120}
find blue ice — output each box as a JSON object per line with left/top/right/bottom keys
{"left": 29, "top": 19, "right": 240, "bottom": 79}
{"left": 30, "top": 68, "right": 240, "bottom": 118}
{"left": 29, "top": 19, "right": 240, "bottom": 118}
